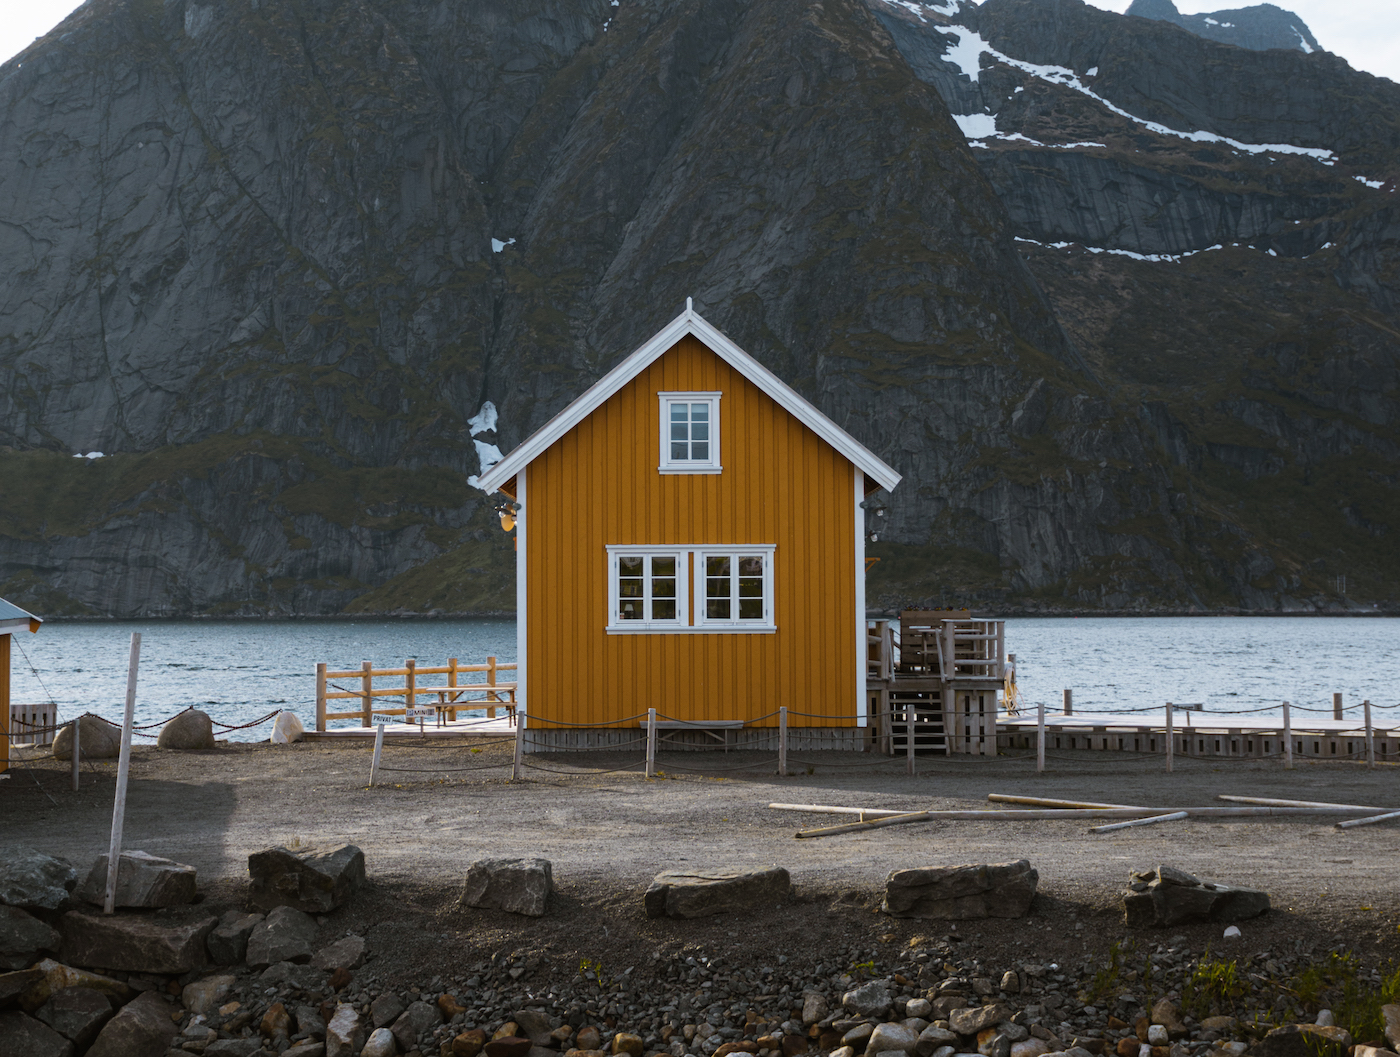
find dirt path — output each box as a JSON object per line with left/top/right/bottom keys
{"left": 4, "top": 741, "right": 1396, "bottom": 915}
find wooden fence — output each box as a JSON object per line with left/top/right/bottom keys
{"left": 314, "top": 657, "right": 518, "bottom": 731}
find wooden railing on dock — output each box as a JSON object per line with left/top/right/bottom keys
{"left": 314, "top": 657, "right": 518, "bottom": 731}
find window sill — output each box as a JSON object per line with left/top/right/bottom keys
{"left": 657, "top": 466, "right": 723, "bottom": 475}
{"left": 606, "top": 624, "right": 777, "bottom": 635}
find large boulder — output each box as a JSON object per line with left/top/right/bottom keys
{"left": 643, "top": 867, "right": 790, "bottom": 919}
{"left": 85, "top": 990, "right": 178, "bottom": 1057}
{"left": 0, "top": 906, "right": 61, "bottom": 970}
{"left": 327, "top": 1003, "right": 366, "bottom": 1057}
{"left": 312, "top": 935, "right": 366, "bottom": 971}
{"left": 271, "top": 711, "right": 306, "bottom": 744}
{"left": 460, "top": 859, "right": 554, "bottom": 917}
{"left": 245, "top": 906, "right": 318, "bottom": 968}
{"left": 207, "top": 910, "right": 263, "bottom": 965}
{"left": 76, "top": 851, "right": 197, "bottom": 909}
{"left": 0, "top": 1010, "right": 75, "bottom": 1057}
{"left": 0, "top": 967, "right": 46, "bottom": 1008}
{"left": 59, "top": 911, "right": 217, "bottom": 973}
{"left": 51, "top": 717, "right": 121, "bottom": 761}
{"left": 35, "top": 986, "right": 115, "bottom": 1049}
{"left": 156, "top": 709, "right": 216, "bottom": 750}
{"left": 883, "top": 861, "right": 1038, "bottom": 920}
{"left": 0, "top": 849, "right": 78, "bottom": 911}
{"left": 1124, "top": 866, "right": 1269, "bottom": 927}
{"left": 248, "top": 845, "right": 365, "bottom": 913}
{"left": 28, "top": 959, "right": 134, "bottom": 1009}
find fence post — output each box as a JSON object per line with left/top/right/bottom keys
{"left": 1037, "top": 701, "right": 1045, "bottom": 773}
{"left": 1063, "top": 688, "right": 1072, "bottom": 716}
{"left": 405, "top": 659, "right": 417, "bottom": 722}
{"left": 1365, "top": 700, "right": 1375, "bottom": 769}
{"left": 361, "top": 661, "right": 373, "bottom": 727}
{"left": 512, "top": 716, "right": 525, "bottom": 780}
{"left": 778, "top": 707, "right": 788, "bottom": 777}
{"left": 487, "top": 656, "right": 497, "bottom": 719}
{"left": 906, "top": 700, "right": 916, "bottom": 776}
{"left": 105, "top": 633, "right": 141, "bottom": 915}
{"left": 1165, "top": 703, "right": 1174, "bottom": 773}
{"left": 1333, "top": 692, "right": 1343, "bottom": 721}
{"left": 369, "top": 723, "right": 385, "bottom": 787}
{"left": 447, "top": 657, "right": 459, "bottom": 722}
{"left": 646, "top": 708, "right": 657, "bottom": 778}
{"left": 1283, "top": 701, "right": 1293, "bottom": 770}
{"left": 71, "top": 718, "right": 80, "bottom": 792}
{"left": 316, "top": 662, "right": 327, "bottom": 732}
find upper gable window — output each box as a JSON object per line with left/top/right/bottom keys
{"left": 658, "top": 391, "right": 721, "bottom": 473}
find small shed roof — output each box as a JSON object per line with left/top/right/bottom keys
{"left": 476, "top": 300, "right": 902, "bottom": 494}
{"left": 0, "top": 597, "right": 42, "bottom": 635}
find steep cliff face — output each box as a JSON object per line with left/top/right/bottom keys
{"left": 0, "top": 0, "right": 1396, "bottom": 616}
{"left": 1124, "top": 0, "right": 1320, "bottom": 54}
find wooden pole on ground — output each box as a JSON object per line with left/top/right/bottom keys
{"left": 988, "top": 794, "right": 1149, "bottom": 809}
{"left": 646, "top": 708, "right": 657, "bottom": 777}
{"left": 1218, "top": 795, "right": 1383, "bottom": 810}
{"left": 1334, "top": 692, "right": 1344, "bottom": 721}
{"left": 1063, "top": 688, "right": 1072, "bottom": 716}
{"left": 1336, "top": 810, "right": 1400, "bottom": 830}
{"left": 1036, "top": 702, "right": 1045, "bottom": 773}
{"left": 512, "top": 716, "right": 524, "bottom": 780}
{"left": 1283, "top": 701, "right": 1293, "bottom": 769}
{"left": 1365, "top": 700, "right": 1375, "bottom": 769}
{"left": 1090, "top": 811, "right": 1188, "bottom": 833}
{"left": 486, "top": 656, "right": 497, "bottom": 719}
{"left": 369, "top": 723, "right": 385, "bottom": 787}
{"left": 315, "top": 662, "right": 327, "bottom": 732}
{"left": 104, "top": 632, "right": 141, "bottom": 914}
{"left": 360, "top": 661, "right": 372, "bottom": 727}
{"left": 1165, "top": 703, "right": 1174, "bottom": 773}
{"left": 778, "top": 706, "right": 788, "bottom": 777}
{"left": 71, "top": 718, "right": 80, "bottom": 791}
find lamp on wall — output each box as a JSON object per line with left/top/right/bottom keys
{"left": 497, "top": 501, "right": 521, "bottom": 533}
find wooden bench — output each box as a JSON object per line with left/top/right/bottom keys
{"left": 415, "top": 684, "right": 519, "bottom": 724}
{"left": 651, "top": 718, "right": 743, "bottom": 750}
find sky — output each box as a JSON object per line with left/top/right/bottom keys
{"left": 1, "top": 0, "right": 1397, "bottom": 83}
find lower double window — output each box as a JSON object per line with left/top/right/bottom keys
{"left": 607, "top": 545, "right": 775, "bottom": 633}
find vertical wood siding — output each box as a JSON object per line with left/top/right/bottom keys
{"left": 526, "top": 335, "right": 856, "bottom": 728}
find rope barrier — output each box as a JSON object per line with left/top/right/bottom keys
{"left": 521, "top": 759, "right": 649, "bottom": 776}
{"left": 654, "top": 756, "right": 782, "bottom": 773}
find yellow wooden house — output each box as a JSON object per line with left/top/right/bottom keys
{"left": 0, "top": 597, "right": 43, "bottom": 776}
{"left": 477, "top": 300, "right": 901, "bottom": 748}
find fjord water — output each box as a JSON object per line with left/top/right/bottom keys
{"left": 7, "top": 617, "right": 1397, "bottom": 742}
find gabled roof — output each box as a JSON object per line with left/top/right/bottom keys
{"left": 0, "top": 596, "right": 42, "bottom": 635}
{"left": 477, "top": 300, "right": 902, "bottom": 494}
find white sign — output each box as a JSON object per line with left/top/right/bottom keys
{"left": 405, "top": 707, "right": 436, "bottom": 721}
{"left": 372, "top": 715, "right": 399, "bottom": 726}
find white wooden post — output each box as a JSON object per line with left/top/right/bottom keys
{"left": 646, "top": 708, "right": 657, "bottom": 778}
{"left": 512, "top": 716, "right": 524, "bottom": 779}
{"left": 778, "top": 706, "right": 788, "bottom": 777}
{"left": 71, "top": 718, "right": 80, "bottom": 792}
{"left": 1365, "top": 700, "right": 1375, "bottom": 769}
{"left": 906, "top": 700, "right": 915, "bottom": 775}
{"left": 1037, "top": 701, "right": 1045, "bottom": 773}
{"left": 369, "top": 723, "right": 385, "bottom": 787}
{"left": 104, "top": 633, "right": 141, "bottom": 914}
{"left": 1283, "top": 701, "right": 1293, "bottom": 769}
{"left": 1165, "top": 703, "right": 1174, "bottom": 773}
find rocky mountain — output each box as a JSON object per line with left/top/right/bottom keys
{"left": 0, "top": 0, "right": 1396, "bottom": 617}
{"left": 1124, "top": 0, "right": 1320, "bottom": 54}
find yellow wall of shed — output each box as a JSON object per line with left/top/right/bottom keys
{"left": 524, "top": 335, "right": 857, "bottom": 727}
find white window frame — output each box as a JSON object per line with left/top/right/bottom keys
{"left": 658, "top": 391, "right": 722, "bottom": 473}
{"left": 605, "top": 546, "right": 776, "bottom": 634}
{"left": 694, "top": 546, "right": 776, "bottom": 631}
{"left": 606, "top": 546, "right": 689, "bottom": 631}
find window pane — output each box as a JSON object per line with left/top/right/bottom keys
{"left": 738, "top": 577, "right": 762, "bottom": 597}
{"left": 652, "top": 577, "right": 675, "bottom": 599}
{"left": 652, "top": 599, "right": 676, "bottom": 620}
{"left": 690, "top": 403, "right": 708, "bottom": 421}
{"left": 706, "top": 556, "right": 730, "bottom": 576}
{"left": 738, "top": 556, "right": 763, "bottom": 576}
{"left": 671, "top": 441, "right": 688, "bottom": 460}
{"left": 619, "top": 580, "right": 643, "bottom": 598}
{"left": 691, "top": 422, "right": 708, "bottom": 441}
{"left": 619, "top": 599, "right": 642, "bottom": 620}
{"left": 671, "top": 404, "right": 688, "bottom": 421}
{"left": 691, "top": 442, "right": 708, "bottom": 460}
{"left": 738, "top": 598, "right": 763, "bottom": 620}
{"left": 619, "top": 556, "right": 643, "bottom": 574}
{"left": 651, "top": 556, "right": 676, "bottom": 576}
{"left": 707, "top": 598, "right": 731, "bottom": 619}
{"left": 670, "top": 422, "right": 688, "bottom": 441}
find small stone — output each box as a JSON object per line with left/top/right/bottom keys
{"left": 1202, "top": 1019, "right": 1237, "bottom": 1033}
{"left": 907, "top": 999, "right": 933, "bottom": 1020}
{"left": 362, "top": 1026, "right": 398, "bottom": 1057}
{"left": 456, "top": 1029, "right": 489, "bottom": 1057}
{"left": 262, "top": 1001, "right": 293, "bottom": 1039}
{"left": 391, "top": 1001, "right": 444, "bottom": 1052}
{"left": 0, "top": 905, "right": 61, "bottom": 970}
{"left": 295, "top": 1002, "right": 327, "bottom": 1038}
{"left": 494, "top": 1022, "right": 521, "bottom": 1041}
{"left": 918, "top": 1026, "right": 959, "bottom": 1057}
{"left": 1314, "top": 1012, "right": 1334, "bottom": 1028}
{"left": 1150, "top": 1001, "right": 1187, "bottom": 1040}
{"left": 843, "top": 982, "right": 893, "bottom": 1018}
{"left": 1383, "top": 1006, "right": 1400, "bottom": 1051}
{"left": 372, "top": 993, "right": 407, "bottom": 1028}
{"left": 643, "top": 868, "right": 789, "bottom": 920}
{"left": 286, "top": 1043, "right": 327, "bottom": 1057}
{"left": 156, "top": 709, "right": 217, "bottom": 750}
{"left": 34, "top": 986, "right": 113, "bottom": 1048}
{"left": 999, "top": 972, "right": 1020, "bottom": 994}
{"left": 207, "top": 911, "right": 263, "bottom": 965}
{"left": 844, "top": 1024, "right": 875, "bottom": 1046}
{"left": 440, "top": 993, "right": 468, "bottom": 1018}
{"left": 1354, "top": 1047, "right": 1398, "bottom": 1057}
{"left": 614, "top": 1033, "right": 645, "bottom": 1056}
{"left": 932, "top": 997, "right": 967, "bottom": 1019}
{"left": 0, "top": 849, "right": 79, "bottom": 911}
{"left": 1116, "top": 1041, "right": 1139, "bottom": 1057}
{"left": 326, "top": 1003, "right": 365, "bottom": 1057}
{"left": 782, "top": 1038, "right": 809, "bottom": 1057}
{"left": 182, "top": 974, "right": 236, "bottom": 1014}
{"left": 86, "top": 990, "right": 179, "bottom": 1057}
{"left": 206, "top": 1040, "right": 266, "bottom": 1056}
{"left": 1147, "top": 1028, "right": 1168, "bottom": 1046}
{"left": 950, "top": 1006, "right": 1012, "bottom": 1037}
{"left": 867, "top": 1023, "right": 920, "bottom": 1056}
{"left": 330, "top": 966, "right": 353, "bottom": 991}
{"left": 1222, "top": 926, "right": 1241, "bottom": 940}
{"left": 577, "top": 1027, "right": 603, "bottom": 1050}
{"left": 260, "top": 960, "right": 329, "bottom": 993}
{"left": 460, "top": 859, "right": 554, "bottom": 917}
{"left": 1011, "top": 1042, "right": 1048, "bottom": 1057}
{"left": 486, "top": 1038, "right": 533, "bottom": 1057}
{"left": 246, "top": 905, "right": 319, "bottom": 967}
{"left": 248, "top": 845, "right": 366, "bottom": 914}
{"left": 832, "top": 1049, "right": 856, "bottom": 1057}
{"left": 804, "top": 993, "right": 830, "bottom": 1026}
{"left": 311, "top": 935, "right": 366, "bottom": 971}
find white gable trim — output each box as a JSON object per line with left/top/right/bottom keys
{"left": 477, "top": 300, "right": 901, "bottom": 494}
